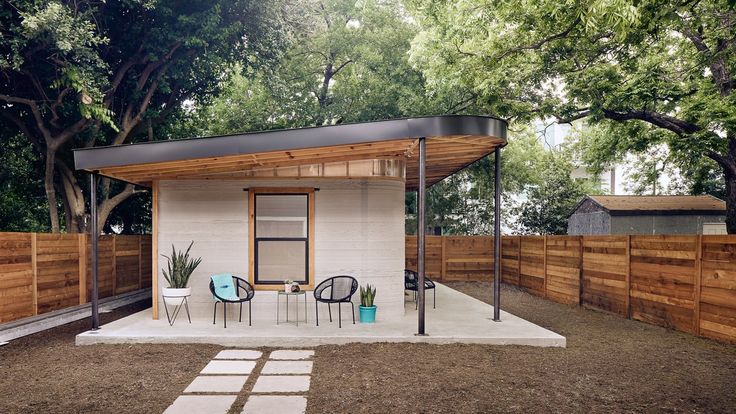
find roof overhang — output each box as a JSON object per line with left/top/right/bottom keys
{"left": 73, "top": 115, "right": 507, "bottom": 189}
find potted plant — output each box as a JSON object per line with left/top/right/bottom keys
{"left": 161, "top": 241, "right": 202, "bottom": 305}
{"left": 283, "top": 279, "right": 293, "bottom": 292}
{"left": 359, "top": 284, "right": 377, "bottom": 323}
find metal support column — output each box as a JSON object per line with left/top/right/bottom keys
{"left": 90, "top": 173, "right": 100, "bottom": 330}
{"left": 493, "top": 148, "right": 502, "bottom": 321}
{"left": 417, "top": 137, "right": 426, "bottom": 335}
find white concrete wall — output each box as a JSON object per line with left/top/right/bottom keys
{"left": 156, "top": 179, "right": 405, "bottom": 322}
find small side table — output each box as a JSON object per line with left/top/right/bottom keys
{"left": 161, "top": 294, "right": 191, "bottom": 326}
{"left": 277, "top": 291, "right": 307, "bottom": 326}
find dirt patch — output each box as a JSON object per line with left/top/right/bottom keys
{"left": 0, "top": 302, "right": 221, "bottom": 414}
{"left": 308, "top": 283, "right": 736, "bottom": 413}
{"left": 1, "top": 284, "right": 735, "bottom": 413}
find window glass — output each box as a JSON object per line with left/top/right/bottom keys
{"left": 255, "top": 195, "right": 307, "bottom": 238}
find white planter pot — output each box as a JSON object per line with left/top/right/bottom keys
{"left": 284, "top": 284, "right": 291, "bottom": 292}
{"left": 162, "top": 287, "right": 191, "bottom": 305}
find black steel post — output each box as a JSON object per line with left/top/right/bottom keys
{"left": 493, "top": 148, "right": 502, "bottom": 321}
{"left": 90, "top": 173, "right": 100, "bottom": 330}
{"left": 417, "top": 137, "right": 426, "bottom": 335}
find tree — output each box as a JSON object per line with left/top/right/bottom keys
{"left": 408, "top": 0, "right": 736, "bottom": 232}
{"left": 0, "top": 0, "right": 286, "bottom": 233}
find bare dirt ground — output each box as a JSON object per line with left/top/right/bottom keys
{"left": 1, "top": 283, "right": 735, "bottom": 413}
{"left": 308, "top": 282, "right": 736, "bottom": 414}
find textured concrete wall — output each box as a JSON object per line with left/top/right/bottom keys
{"left": 156, "top": 179, "right": 405, "bottom": 321}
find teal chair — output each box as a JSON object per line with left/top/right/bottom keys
{"left": 209, "top": 274, "right": 255, "bottom": 328}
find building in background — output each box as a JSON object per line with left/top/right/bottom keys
{"left": 536, "top": 121, "right": 618, "bottom": 194}
{"left": 567, "top": 195, "right": 727, "bottom": 235}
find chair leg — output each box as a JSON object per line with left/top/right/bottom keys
{"left": 328, "top": 303, "right": 332, "bottom": 322}
{"left": 315, "top": 301, "right": 319, "bottom": 326}
{"left": 433, "top": 288, "right": 436, "bottom": 309}
{"left": 239, "top": 302, "right": 243, "bottom": 323}
{"left": 338, "top": 302, "right": 342, "bottom": 328}
{"left": 351, "top": 302, "right": 355, "bottom": 324}
{"left": 224, "top": 302, "right": 227, "bottom": 328}
{"left": 213, "top": 302, "right": 217, "bottom": 325}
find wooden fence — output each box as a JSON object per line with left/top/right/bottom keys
{"left": 406, "top": 234, "right": 736, "bottom": 343}
{"left": 0, "top": 232, "right": 152, "bottom": 323}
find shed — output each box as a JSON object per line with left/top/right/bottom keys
{"left": 73, "top": 115, "right": 507, "bottom": 333}
{"left": 567, "top": 195, "right": 727, "bottom": 235}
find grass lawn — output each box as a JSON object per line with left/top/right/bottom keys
{"left": 1, "top": 282, "right": 734, "bottom": 413}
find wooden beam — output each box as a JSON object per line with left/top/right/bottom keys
{"left": 31, "top": 233, "right": 38, "bottom": 315}
{"left": 151, "top": 180, "right": 159, "bottom": 320}
{"left": 111, "top": 235, "right": 117, "bottom": 296}
{"left": 625, "top": 235, "right": 631, "bottom": 319}
{"left": 694, "top": 234, "right": 702, "bottom": 336}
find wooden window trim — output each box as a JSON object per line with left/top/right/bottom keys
{"left": 248, "top": 187, "right": 315, "bottom": 291}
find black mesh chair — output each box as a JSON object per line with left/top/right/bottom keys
{"left": 209, "top": 275, "right": 255, "bottom": 328}
{"left": 404, "top": 269, "right": 436, "bottom": 309}
{"left": 314, "top": 275, "right": 358, "bottom": 328}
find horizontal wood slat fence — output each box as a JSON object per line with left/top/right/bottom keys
{"left": 406, "top": 234, "right": 736, "bottom": 343}
{"left": 0, "top": 232, "right": 152, "bottom": 324}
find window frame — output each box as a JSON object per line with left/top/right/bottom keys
{"left": 248, "top": 188, "right": 315, "bottom": 291}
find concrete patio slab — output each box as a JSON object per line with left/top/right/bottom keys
{"left": 163, "top": 395, "right": 237, "bottom": 414}
{"left": 242, "top": 395, "right": 307, "bottom": 414}
{"left": 262, "top": 360, "right": 313, "bottom": 374}
{"left": 269, "top": 350, "right": 314, "bottom": 360}
{"left": 200, "top": 360, "right": 256, "bottom": 375}
{"left": 75, "top": 283, "right": 566, "bottom": 347}
{"left": 251, "top": 375, "right": 311, "bottom": 393}
{"left": 184, "top": 375, "right": 248, "bottom": 393}
{"left": 214, "top": 350, "right": 262, "bottom": 360}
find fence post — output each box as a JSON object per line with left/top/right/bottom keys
{"left": 31, "top": 233, "right": 38, "bottom": 315}
{"left": 78, "top": 234, "right": 87, "bottom": 304}
{"left": 578, "top": 236, "right": 584, "bottom": 306}
{"left": 517, "top": 236, "right": 522, "bottom": 288}
{"left": 625, "top": 235, "right": 632, "bottom": 319}
{"left": 694, "top": 234, "right": 703, "bottom": 336}
{"left": 543, "top": 235, "right": 548, "bottom": 298}
{"left": 138, "top": 235, "right": 143, "bottom": 290}
{"left": 111, "top": 236, "right": 117, "bottom": 296}
{"left": 441, "top": 236, "right": 447, "bottom": 282}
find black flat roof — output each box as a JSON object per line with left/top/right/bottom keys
{"left": 73, "top": 115, "right": 507, "bottom": 171}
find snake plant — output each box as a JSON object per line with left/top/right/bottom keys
{"left": 161, "top": 241, "right": 202, "bottom": 288}
{"left": 360, "top": 284, "right": 377, "bottom": 307}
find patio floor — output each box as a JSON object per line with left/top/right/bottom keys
{"left": 76, "top": 283, "right": 565, "bottom": 347}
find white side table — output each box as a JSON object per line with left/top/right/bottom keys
{"left": 277, "top": 291, "right": 307, "bottom": 326}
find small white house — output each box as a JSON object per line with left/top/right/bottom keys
{"left": 74, "top": 116, "right": 507, "bottom": 327}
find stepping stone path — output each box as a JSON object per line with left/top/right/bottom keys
{"left": 162, "top": 349, "right": 314, "bottom": 414}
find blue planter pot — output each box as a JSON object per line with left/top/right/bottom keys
{"left": 359, "top": 305, "right": 377, "bottom": 323}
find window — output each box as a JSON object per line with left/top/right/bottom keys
{"left": 249, "top": 189, "right": 314, "bottom": 289}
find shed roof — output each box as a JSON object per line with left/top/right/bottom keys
{"left": 73, "top": 115, "right": 507, "bottom": 190}
{"left": 577, "top": 195, "right": 726, "bottom": 215}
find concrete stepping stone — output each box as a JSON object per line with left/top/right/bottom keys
{"left": 200, "top": 360, "right": 256, "bottom": 375}
{"left": 184, "top": 375, "right": 248, "bottom": 393}
{"left": 251, "top": 375, "right": 311, "bottom": 393}
{"left": 261, "top": 360, "right": 313, "bottom": 375}
{"left": 242, "top": 395, "right": 307, "bottom": 414}
{"left": 214, "top": 350, "right": 262, "bottom": 360}
{"left": 268, "top": 350, "right": 314, "bottom": 360}
{"left": 163, "top": 395, "right": 237, "bottom": 414}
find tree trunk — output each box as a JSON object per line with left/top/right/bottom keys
{"left": 725, "top": 168, "right": 736, "bottom": 234}
{"left": 44, "top": 148, "right": 61, "bottom": 232}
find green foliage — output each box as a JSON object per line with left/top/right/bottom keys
{"left": 0, "top": 133, "right": 50, "bottom": 232}
{"left": 407, "top": 0, "right": 736, "bottom": 231}
{"left": 360, "top": 284, "right": 377, "bottom": 307}
{"left": 161, "top": 241, "right": 202, "bottom": 288}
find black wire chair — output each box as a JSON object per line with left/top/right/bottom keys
{"left": 209, "top": 275, "right": 255, "bottom": 328}
{"left": 314, "top": 275, "right": 358, "bottom": 328}
{"left": 404, "top": 269, "right": 436, "bottom": 309}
